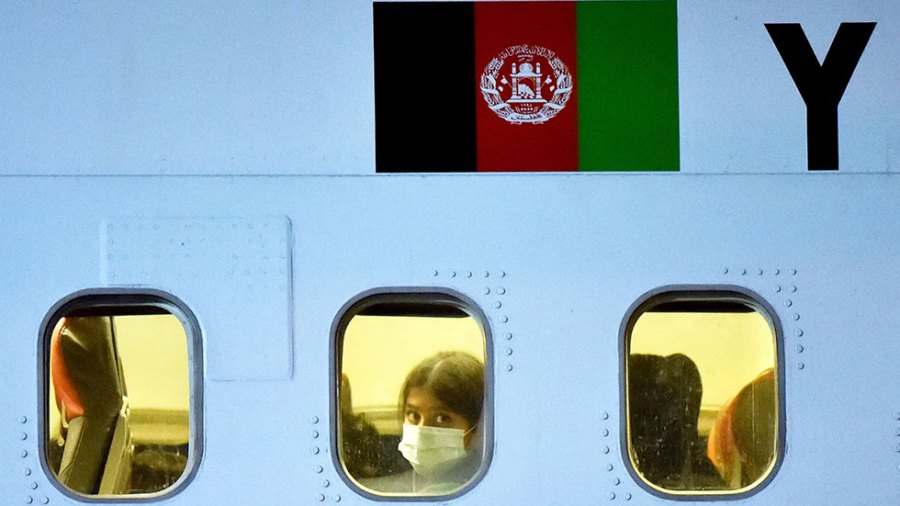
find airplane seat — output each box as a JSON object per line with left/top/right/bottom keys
{"left": 629, "top": 353, "right": 718, "bottom": 488}
{"left": 340, "top": 373, "right": 353, "bottom": 414}
{"left": 340, "top": 373, "right": 384, "bottom": 478}
{"left": 52, "top": 316, "right": 127, "bottom": 494}
{"left": 339, "top": 374, "right": 409, "bottom": 479}
{"left": 707, "top": 369, "right": 776, "bottom": 488}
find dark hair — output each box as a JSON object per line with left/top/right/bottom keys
{"left": 400, "top": 351, "right": 484, "bottom": 427}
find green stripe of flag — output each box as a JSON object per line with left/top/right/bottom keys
{"left": 577, "top": 0, "right": 680, "bottom": 171}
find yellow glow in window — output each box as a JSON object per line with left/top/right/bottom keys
{"left": 625, "top": 293, "right": 780, "bottom": 495}
{"left": 46, "top": 308, "right": 192, "bottom": 497}
{"left": 337, "top": 295, "right": 488, "bottom": 497}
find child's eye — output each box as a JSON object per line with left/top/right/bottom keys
{"left": 405, "top": 411, "right": 422, "bottom": 424}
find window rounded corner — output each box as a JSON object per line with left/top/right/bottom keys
{"left": 39, "top": 288, "right": 203, "bottom": 501}
{"left": 620, "top": 286, "right": 784, "bottom": 499}
{"left": 330, "top": 288, "right": 493, "bottom": 500}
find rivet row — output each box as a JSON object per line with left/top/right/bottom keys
{"left": 600, "top": 411, "right": 630, "bottom": 501}
{"left": 497, "top": 283, "right": 513, "bottom": 371}
{"left": 310, "top": 414, "right": 336, "bottom": 497}
{"left": 722, "top": 267, "right": 796, "bottom": 277}
{"left": 431, "top": 270, "right": 506, "bottom": 279}
{"left": 895, "top": 411, "right": 900, "bottom": 473}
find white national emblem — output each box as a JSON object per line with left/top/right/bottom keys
{"left": 479, "top": 44, "right": 574, "bottom": 125}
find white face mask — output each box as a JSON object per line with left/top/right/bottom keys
{"left": 397, "top": 423, "right": 474, "bottom": 478}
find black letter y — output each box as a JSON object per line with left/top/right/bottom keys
{"left": 765, "top": 22, "right": 876, "bottom": 170}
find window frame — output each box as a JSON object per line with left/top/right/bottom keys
{"left": 330, "top": 287, "right": 494, "bottom": 502}
{"left": 38, "top": 288, "right": 204, "bottom": 502}
{"left": 619, "top": 285, "right": 785, "bottom": 500}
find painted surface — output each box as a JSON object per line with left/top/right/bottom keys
{"left": 1, "top": 0, "right": 897, "bottom": 174}
{"left": 0, "top": 174, "right": 898, "bottom": 504}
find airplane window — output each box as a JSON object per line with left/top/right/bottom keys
{"left": 335, "top": 292, "right": 489, "bottom": 498}
{"left": 624, "top": 291, "right": 780, "bottom": 496}
{"left": 44, "top": 295, "right": 199, "bottom": 498}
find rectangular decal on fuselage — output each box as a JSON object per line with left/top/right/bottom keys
{"left": 374, "top": 1, "right": 680, "bottom": 173}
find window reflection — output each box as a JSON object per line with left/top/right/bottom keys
{"left": 337, "top": 297, "right": 487, "bottom": 497}
{"left": 626, "top": 294, "right": 779, "bottom": 495}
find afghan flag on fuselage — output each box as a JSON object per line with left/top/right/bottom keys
{"left": 374, "top": 0, "right": 679, "bottom": 172}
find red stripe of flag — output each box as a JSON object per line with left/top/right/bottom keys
{"left": 475, "top": 2, "right": 579, "bottom": 172}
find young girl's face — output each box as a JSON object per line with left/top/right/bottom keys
{"left": 404, "top": 386, "right": 474, "bottom": 447}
